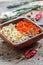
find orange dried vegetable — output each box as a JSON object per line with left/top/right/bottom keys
{"left": 16, "top": 21, "right": 39, "bottom": 35}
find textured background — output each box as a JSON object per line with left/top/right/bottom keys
{"left": 0, "top": 0, "right": 43, "bottom": 65}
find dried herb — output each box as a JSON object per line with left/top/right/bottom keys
{"left": 2, "top": 16, "right": 17, "bottom": 23}
{"left": 16, "top": 5, "right": 41, "bottom": 16}
{"left": 2, "top": 5, "right": 42, "bottom": 23}
{"left": 7, "top": 2, "right": 29, "bottom": 9}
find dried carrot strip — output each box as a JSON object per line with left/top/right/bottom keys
{"left": 16, "top": 21, "right": 40, "bottom": 35}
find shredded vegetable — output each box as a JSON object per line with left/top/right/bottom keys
{"left": 16, "top": 21, "right": 40, "bottom": 35}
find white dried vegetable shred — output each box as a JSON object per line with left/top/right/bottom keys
{"left": 0, "top": 24, "right": 29, "bottom": 43}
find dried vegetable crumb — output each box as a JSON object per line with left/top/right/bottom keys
{"left": 38, "top": 58, "right": 40, "bottom": 60}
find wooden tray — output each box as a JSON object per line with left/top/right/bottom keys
{"left": 0, "top": 17, "right": 43, "bottom": 50}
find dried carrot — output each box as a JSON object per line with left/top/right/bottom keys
{"left": 16, "top": 21, "right": 40, "bottom": 35}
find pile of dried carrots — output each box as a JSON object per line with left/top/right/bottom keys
{"left": 16, "top": 20, "right": 40, "bottom": 35}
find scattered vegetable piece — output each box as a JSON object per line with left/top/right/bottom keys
{"left": 30, "top": 11, "right": 33, "bottom": 14}
{"left": 38, "top": 44, "right": 42, "bottom": 49}
{"left": 8, "top": 59, "right": 11, "bottom": 62}
{"left": 23, "top": 48, "right": 34, "bottom": 56}
{"left": 25, "top": 49, "right": 37, "bottom": 59}
{"left": 16, "top": 48, "right": 37, "bottom": 63}
{"left": 16, "top": 55, "right": 21, "bottom": 59}
{"left": 38, "top": 58, "right": 40, "bottom": 60}
{"left": 35, "top": 12, "right": 42, "bottom": 21}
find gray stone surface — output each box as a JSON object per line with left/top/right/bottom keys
{"left": 0, "top": 38, "right": 43, "bottom": 65}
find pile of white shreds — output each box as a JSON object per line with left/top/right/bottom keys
{"left": 0, "top": 24, "right": 29, "bottom": 43}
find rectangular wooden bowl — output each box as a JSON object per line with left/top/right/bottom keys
{"left": 0, "top": 17, "right": 43, "bottom": 50}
